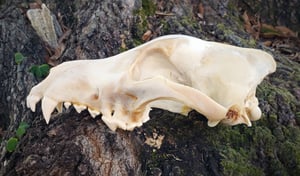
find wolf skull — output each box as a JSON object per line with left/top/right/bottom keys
{"left": 26, "top": 35, "right": 276, "bottom": 131}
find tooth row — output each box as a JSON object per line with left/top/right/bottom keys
{"left": 29, "top": 91, "right": 147, "bottom": 131}
{"left": 61, "top": 101, "right": 102, "bottom": 118}
{"left": 40, "top": 98, "right": 149, "bottom": 131}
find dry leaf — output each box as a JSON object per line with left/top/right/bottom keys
{"left": 155, "top": 11, "right": 175, "bottom": 16}
{"left": 275, "top": 26, "right": 297, "bottom": 38}
{"left": 260, "top": 23, "right": 280, "bottom": 38}
{"left": 242, "top": 11, "right": 252, "bottom": 33}
{"left": 263, "top": 41, "right": 273, "bottom": 47}
{"left": 260, "top": 24, "right": 297, "bottom": 38}
{"left": 242, "top": 11, "right": 260, "bottom": 39}
{"left": 142, "top": 30, "right": 152, "bottom": 41}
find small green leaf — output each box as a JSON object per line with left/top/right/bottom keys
{"left": 29, "top": 65, "right": 38, "bottom": 73}
{"left": 14, "top": 52, "right": 25, "bottom": 64}
{"left": 16, "top": 122, "right": 29, "bottom": 139}
{"left": 29, "top": 64, "right": 50, "bottom": 78}
{"left": 39, "top": 64, "right": 50, "bottom": 77}
{"left": 16, "top": 127, "right": 26, "bottom": 139}
{"left": 6, "top": 137, "right": 18, "bottom": 152}
{"left": 19, "top": 122, "right": 30, "bottom": 129}
{"left": 29, "top": 65, "right": 39, "bottom": 77}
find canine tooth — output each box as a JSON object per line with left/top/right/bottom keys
{"left": 73, "top": 104, "right": 86, "bottom": 113}
{"left": 88, "top": 108, "right": 100, "bottom": 118}
{"left": 41, "top": 96, "right": 58, "bottom": 124}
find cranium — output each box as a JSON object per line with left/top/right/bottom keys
{"left": 27, "top": 35, "right": 276, "bottom": 131}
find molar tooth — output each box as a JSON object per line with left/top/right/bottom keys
{"left": 88, "top": 108, "right": 100, "bottom": 118}
{"left": 73, "top": 104, "right": 86, "bottom": 113}
{"left": 64, "top": 102, "right": 71, "bottom": 109}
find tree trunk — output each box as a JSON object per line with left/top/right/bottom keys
{"left": 0, "top": 0, "right": 299, "bottom": 175}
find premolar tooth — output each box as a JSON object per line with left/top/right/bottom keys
{"left": 73, "top": 104, "right": 86, "bottom": 113}
{"left": 64, "top": 102, "right": 71, "bottom": 109}
{"left": 88, "top": 108, "right": 100, "bottom": 118}
{"left": 102, "top": 115, "right": 117, "bottom": 131}
{"left": 56, "top": 102, "right": 63, "bottom": 113}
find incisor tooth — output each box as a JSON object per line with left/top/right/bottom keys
{"left": 64, "top": 102, "right": 71, "bottom": 109}
{"left": 73, "top": 104, "right": 86, "bottom": 113}
{"left": 26, "top": 94, "right": 41, "bottom": 112}
{"left": 88, "top": 108, "right": 100, "bottom": 118}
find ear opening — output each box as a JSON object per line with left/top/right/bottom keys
{"left": 222, "top": 105, "right": 252, "bottom": 127}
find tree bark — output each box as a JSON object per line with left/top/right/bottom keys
{"left": 0, "top": 0, "right": 299, "bottom": 175}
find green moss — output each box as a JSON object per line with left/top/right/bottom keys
{"left": 216, "top": 23, "right": 226, "bottom": 32}
{"left": 227, "top": 0, "right": 237, "bottom": 12}
{"left": 147, "top": 150, "right": 165, "bottom": 168}
{"left": 257, "top": 82, "right": 297, "bottom": 112}
{"left": 132, "top": 0, "right": 156, "bottom": 44}
{"left": 296, "top": 112, "right": 300, "bottom": 124}
{"left": 119, "top": 47, "right": 127, "bottom": 53}
{"left": 204, "top": 124, "right": 280, "bottom": 174}
{"left": 130, "top": 0, "right": 155, "bottom": 18}
{"left": 132, "top": 38, "right": 143, "bottom": 47}
{"left": 160, "top": 20, "right": 170, "bottom": 33}
{"left": 221, "top": 148, "right": 264, "bottom": 176}
{"left": 216, "top": 20, "right": 257, "bottom": 47}
{"left": 278, "top": 141, "right": 300, "bottom": 170}
{"left": 254, "top": 127, "right": 276, "bottom": 156}
{"left": 211, "top": 101, "right": 300, "bottom": 175}
{"left": 247, "top": 38, "right": 256, "bottom": 47}
{"left": 141, "top": 0, "right": 156, "bottom": 16}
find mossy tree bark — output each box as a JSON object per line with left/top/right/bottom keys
{"left": 0, "top": 0, "right": 299, "bottom": 175}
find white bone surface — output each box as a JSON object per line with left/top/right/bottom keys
{"left": 26, "top": 35, "right": 276, "bottom": 131}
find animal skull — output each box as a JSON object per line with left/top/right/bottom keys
{"left": 26, "top": 35, "right": 276, "bottom": 131}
